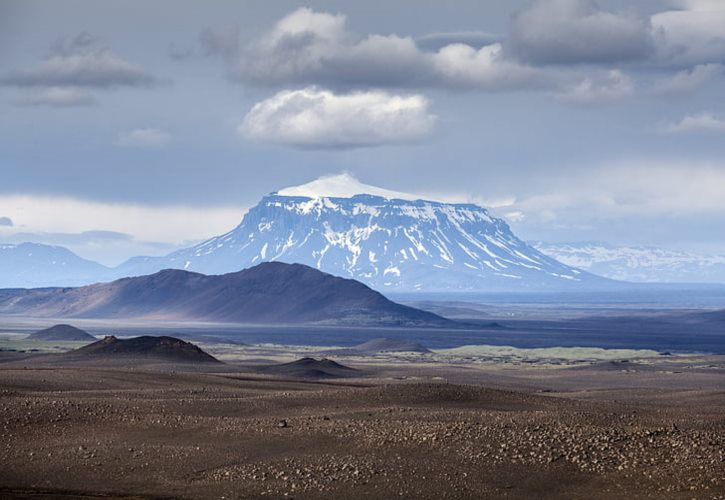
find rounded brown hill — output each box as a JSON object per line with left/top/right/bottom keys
{"left": 28, "top": 324, "right": 96, "bottom": 341}
{"left": 72, "top": 335, "right": 220, "bottom": 363}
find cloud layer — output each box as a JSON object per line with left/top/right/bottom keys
{"left": 210, "top": 3, "right": 725, "bottom": 100}
{"left": 14, "top": 87, "right": 96, "bottom": 107}
{"left": 663, "top": 113, "right": 725, "bottom": 134}
{"left": 559, "top": 69, "right": 634, "bottom": 104}
{"left": 239, "top": 87, "right": 436, "bottom": 148}
{"left": 484, "top": 162, "right": 725, "bottom": 233}
{"left": 0, "top": 194, "right": 243, "bottom": 248}
{"left": 115, "top": 128, "right": 172, "bottom": 148}
{"left": 655, "top": 64, "right": 724, "bottom": 95}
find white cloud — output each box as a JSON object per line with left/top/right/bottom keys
{"left": 662, "top": 113, "right": 725, "bottom": 134}
{"left": 14, "top": 87, "right": 96, "bottom": 107}
{"left": 509, "top": 0, "right": 655, "bottom": 65}
{"left": 232, "top": 7, "right": 542, "bottom": 91}
{"left": 115, "top": 128, "right": 172, "bottom": 148}
{"left": 431, "top": 43, "right": 543, "bottom": 90}
{"left": 655, "top": 64, "right": 724, "bottom": 95}
{"left": 239, "top": 87, "right": 436, "bottom": 148}
{"left": 558, "top": 69, "right": 634, "bottom": 104}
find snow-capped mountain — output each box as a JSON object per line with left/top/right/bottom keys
{"left": 117, "top": 174, "right": 601, "bottom": 292}
{"left": 532, "top": 241, "right": 725, "bottom": 284}
{"left": 0, "top": 242, "right": 112, "bottom": 288}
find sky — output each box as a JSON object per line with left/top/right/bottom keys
{"left": 1, "top": 0, "right": 724, "bottom": 265}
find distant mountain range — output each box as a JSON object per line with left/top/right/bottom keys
{"left": 532, "top": 241, "right": 725, "bottom": 284}
{"left": 0, "top": 262, "right": 453, "bottom": 327}
{"left": 0, "top": 243, "right": 111, "bottom": 288}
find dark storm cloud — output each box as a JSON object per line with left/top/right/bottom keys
{"left": 1, "top": 33, "right": 158, "bottom": 89}
{"left": 508, "top": 0, "right": 656, "bottom": 65}
{"left": 229, "top": 8, "right": 544, "bottom": 91}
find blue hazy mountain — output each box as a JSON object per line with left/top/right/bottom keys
{"left": 0, "top": 242, "right": 112, "bottom": 288}
{"left": 533, "top": 241, "right": 725, "bottom": 284}
{"left": 116, "top": 175, "right": 603, "bottom": 292}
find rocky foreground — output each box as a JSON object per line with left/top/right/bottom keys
{"left": 0, "top": 367, "right": 723, "bottom": 499}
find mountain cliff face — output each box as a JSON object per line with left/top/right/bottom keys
{"left": 0, "top": 262, "right": 454, "bottom": 327}
{"left": 118, "top": 178, "right": 601, "bottom": 292}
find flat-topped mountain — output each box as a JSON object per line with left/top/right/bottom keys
{"left": 72, "top": 335, "right": 220, "bottom": 363}
{"left": 116, "top": 175, "right": 609, "bottom": 292}
{"left": 27, "top": 324, "right": 96, "bottom": 341}
{"left": 0, "top": 262, "right": 454, "bottom": 327}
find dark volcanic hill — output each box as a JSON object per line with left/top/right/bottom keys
{"left": 257, "top": 357, "right": 359, "bottom": 379}
{"left": 27, "top": 324, "right": 95, "bottom": 341}
{"left": 0, "top": 262, "right": 455, "bottom": 327}
{"left": 72, "top": 335, "right": 220, "bottom": 363}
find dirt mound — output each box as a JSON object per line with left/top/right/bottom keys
{"left": 257, "top": 357, "right": 359, "bottom": 379}
{"left": 71, "top": 335, "right": 220, "bottom": 363}
{"left": 27, "top": 324, "right": 95, "bottom": 341}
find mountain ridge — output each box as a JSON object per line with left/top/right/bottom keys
{"left": 0, "top": 262, "right": 456, "bottom": 327}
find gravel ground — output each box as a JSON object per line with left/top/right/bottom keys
{"left": 0, "top": 365, "right": 723, "bottom": 499}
